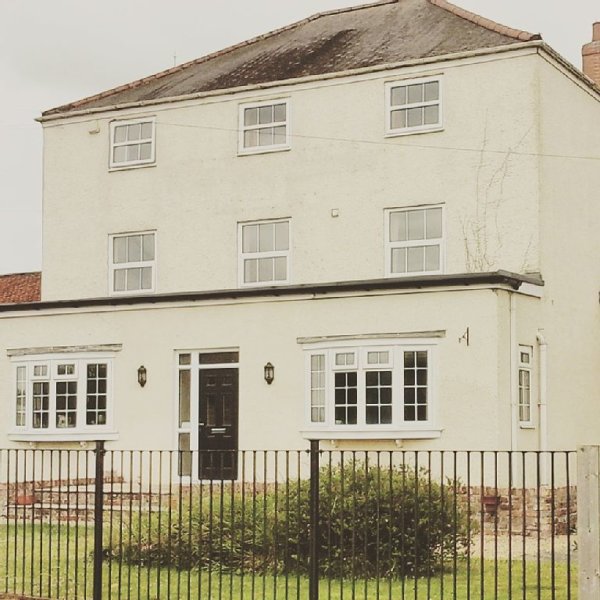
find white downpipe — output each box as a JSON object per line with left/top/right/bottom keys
{"left": 510, "top": 293, "right": 518, "bottom": 452}
{"left": 537, "top": 330, "right": 548, "bottom": 484}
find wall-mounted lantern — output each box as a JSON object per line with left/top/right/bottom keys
{"left": 137, "top": 365, "right": 147, "bottom": 388}
{"left": 264, "top": 362, "right": 275, "bottom": 385}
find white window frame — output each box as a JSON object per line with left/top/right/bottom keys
{"left": 238, "top": 99, "right": 291, "bottom": 155}
{"left": 385, "top": 77, "right": 443, "bottom": 137}
{"left": 384, "top": 205, "right": 445, "bottom": 277}
{"left": 302, "top": 338, "right": 441, "bottom": 440}
{"left": 108, "top": 230, "right": 157, "bottom": 295}
{"left": 109, "top": 117, "right": 156, "bottom": 169}
{"left": 518, "top": 345, "right": 534, "bottom": 428}
{"left": 9, "top": 354, "right": 117, "bottom": 442}
{"left": 238, "top": 218, "right": 291, "bottom": 287}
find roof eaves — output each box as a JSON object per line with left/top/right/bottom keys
{"left": 427, "top": 0, "right": 541, "bottom": 42}
{"left": 43, "top": 0, "right": 399, "bottom": 117}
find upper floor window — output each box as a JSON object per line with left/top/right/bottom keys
{"left": 109, "top": 231, "right": 156, "bottom": 294}
{"left": 12, "top": 357, "right": 113, "bottom": 438}
{"left": 239, "top": 219, "right": 290, "bottom": 286}
{"left": 386, "top": 78, "right": 442, "bottom": 136}
{"left": 385, "top": 206, "right": 443, "bottom": 276}
{"left": 110, "top": 118, "right": 156, "bottom": 168}
{"left": 239, "top": 100, "right": 290, "bottom": 154}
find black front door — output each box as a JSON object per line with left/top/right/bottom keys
{"left": 198, "top": 368, "right": 239, "bottom": 480}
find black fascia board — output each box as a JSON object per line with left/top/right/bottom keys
{"left": 0, "top": 270, "right": 543, "bottom": 313}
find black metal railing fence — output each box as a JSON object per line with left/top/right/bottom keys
{"left": 0, "top": 444, "right": 577, "bottom": 600}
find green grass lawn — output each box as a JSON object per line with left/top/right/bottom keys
{"left": 0, "top": 524, "right": 576, "bottom": 600}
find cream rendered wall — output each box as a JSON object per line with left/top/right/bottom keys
{"left": 536, "top": 55, "right": 600, "bottom": 449}
{"left": 41, "top": 49, "right": 542, "bottom": 301}
{"left": 0, "top": 287, "right": 514, "bottom": 451}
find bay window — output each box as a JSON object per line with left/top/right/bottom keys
{"left": 303, "top": 341, "right": 440, "bottom": 439}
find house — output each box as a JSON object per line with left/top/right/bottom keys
{"left": 1, "top": 0, "right": 599, "bottom": 481}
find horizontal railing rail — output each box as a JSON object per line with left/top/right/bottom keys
{"left": 0, "top": 445, "right": 579, "bottom": 600}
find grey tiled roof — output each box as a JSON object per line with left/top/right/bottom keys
{"left": 43, "top": 0, "right": 540, "bottom": 116}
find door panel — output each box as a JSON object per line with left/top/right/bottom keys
{"left": 198, "top": 368, "right": 238, "bottom": 480}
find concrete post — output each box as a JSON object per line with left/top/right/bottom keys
{"left": 578, "top": 445, "right": 600, "bottom": 599}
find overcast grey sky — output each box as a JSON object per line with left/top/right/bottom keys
{"left": 0, "top": 0, "right": 597, "bottom": 275}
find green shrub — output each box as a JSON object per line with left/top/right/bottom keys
{"left": 110, "top": 462, "right": 469, "bottom": 578}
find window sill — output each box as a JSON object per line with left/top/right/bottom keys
{"left": 384, "top": 126, "right": 444, "bottom": 139}
{"left": 238, "top": 145, "right": 291, "bottom": 157}
{"left": 300, "top": 428, "right": 443, "bottom": 441}
{"left": 519, "top": 424, "right": 536, "bottom": 430}
{"left": 108, "top": 162, "right": 156, "bottom": 173}
{"left": 8, "top": 431, "right": 119, "bottom": 443}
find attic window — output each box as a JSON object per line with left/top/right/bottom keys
{"left": 110, "top": 118, "right": 156, "bottom": 168}
{"left": 386, "top": 78, "right": 442, "bottom": 136}
{"left": 239, "top": 100, "right": 290, "bottom": 154}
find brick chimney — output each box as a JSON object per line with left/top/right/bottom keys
{"left": 582, "top": 22, "right": 600, "bottom": 86}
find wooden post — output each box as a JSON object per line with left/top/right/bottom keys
{"left": 578, "top": 445, "right": 600, "bottom": 599}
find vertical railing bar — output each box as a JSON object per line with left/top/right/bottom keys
{"left": 550, "top": 452, "right": 556, "bottom": 600}
{"left": 388, "top": 451, "right": 393, "bottom": 600}
{"left": 296, "top": 451, "right": 301, "bottom": 600}
{"left": 439, "top": 452, "right": 445, "bottom": 600}
{"left": 273, "top": 450, "right": 279, "bottom": 600}
{"left": 251, "top": 452, "right": 257, "bottom": 600}
{"left": 167, "top": 451, "right": 174, "bottom": 600}
{"left": 466, "top": 451, "right": 471, "bottom": 600}
{"left": 108, "top": 451, "right": 115, "bottom": 600}
{"left": 156, "top": 452, "right": 163, "bottom": 600}
{"left": 185, "top": 451, "right": 192, "bottom": 600}
{"left": 65, "top": 451, "right": 72, "bottom": 600}
{"left": 413, "top": 451, "right": 419, "bottom": 600}
{"left": 364, "top": 451, "right": 369, "bottom": 600}
{"left": 565, "top": 452, "right": 572, "bottom": 600}
{"left": 376, "top": 451, "right": 382, "bottom": 600}
{"left": 351, "top": 451, "right": 357, "bottom": 600}
{"left": 30, "top": 449, "right": 38, "bottom": 598}
{"left": 536, "top": 452, "right": 541, "bottom": 600}
{"left": 402, "top": 451, "right": 407, "bottom": 600}
{"left": 136, "top": 452, "right": 143, "bottom": 600}
{"left": 494, "top": 451, "right": 499, "bottom": 600}
{"left": 117, "top": 451, "right": 125, "bottom": 600}
{"left": 480, "top": 452, "right": 485, "bottom": 600}
{"left": 83, "top": 450, "right": 90, "bottom": 599}
{"left": 262, "top": 452, "right": 267, "bottom": 600}
{"left": 219, "top": 452, "right": 225, "bottom": 600}
{"left": 176, "top": 451, "right": 183, "bottom": 600}
{"left": 229, "top": 452, "right": 235, "bottom": 600}
{"left": 47, "top": 449, "right": 53, "bottom": 598}
{"left": 508, "top": 451, "right": 513, "bottom": 600}
{"left": 126, "top": 451, "right": 134, "bottom": 600}
{"left": 284, "top": 450, "right": 290, "bottom": 600}
{"left": 198, "top": 451, "right": 205, "bottom": 600}
{"left": 340, "top": 450, "right": 345, "bottom": 600}
{"left": 92, "top": 441, "right": 105, "bottom": 600}
{"left": 209, "top": 453, "right": 215, "bottom": 600}
{"left": 57, "top": 449, "right": 63, "bottom": 600}
{"left": 426, "top": 451, "right": 432, "bottom": 600}
{"left": 452, "top": 452, "right": 457, "bottom": 600}
{"left": 21, "top": 449, "right": 27, "bottom": 597}
{"left": 309, "top": 439, "right": 320, "bottom": 600}
{"left": 522, "top": 452, "right": 526, "bottom": 600}
{"left": 326, "top": 450, "right": 332, "bottom": 600}
{"left": 240, "top": 451, "right": 247, "bottom": 600}
{"left": 13, "top": 450, "right": 19, "bottom": 597}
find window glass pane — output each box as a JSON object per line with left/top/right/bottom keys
{"left": 258, "top": 128, "right": 273, "bottom": 146}
{"left": 178, "top": 433, "right": 192, "bottom": 477}
{"left": 424, "top": 105, "right": 439, "bottom": 125}
{"left": 86, "top": 363, "right": 108, "bottom": 426}
{"left": 273, "top": 103, "right": 286, "bottom": 122}
{"left": 407, "top": 84, "right": 424, "bottom": 104}
{"left": 416, "top": 351, "right": 427, "bottom": 368}
{"left": 258, "top": 223, "right": 275, "bottom": 252}
{"left": 113, "top": 146, "right": 127, "bottom": 164}
{"left": 274, "top": 222, "right": 289, "bottom": 251}
{"left": 242, "top": 225, "right": 259, "bottom": 253}
{"left": 407, "top": 107, "right": 423, "bottom": 128}
{"left": 424, "top": 81, "right": 439, "bottom": 102}
{"left": 141, "top": 122, "right": 153, "bottom": 139}
{"left": 127, "top": 235, "right": 142, "bottom": 262}
{"left": 141, "top": 267, "right": 153, "bottom": 289}
{"left": 142, "top": 234, "right": 155, "bottom": 260}
{"left": 391, "top": 248, "right": 406, "bottom": 273}
{"left": 258, "top": 105, "right": 273, "bottom": 124}
{"left": 179, "top": 370, "right": 191, "bottom": 426}
{"left": 258, "top": 258, "right": 273, "bottom": 282}
{"left": 33, "top": 365, "right": 48, "bottom": 377}
{"left": 390, "top": 86, "right": 407, "bottom": 106}
{"left": 114, "top": 269, "right": 126, "bottom": 291}
{"left": 57, "top": 364, "right": 75, "bottom": 376}
{"left": 389, "top": 211, "right": 407, "bottom": 242}
{"left": 244, "top": 108, "right": 258, "bottom": 126}
{"left": 113, "top": 237, "right": 127, "bottom": 264}
{"left": 407, "top": 210, "right": 425, "bottom": 240}
{"left": 407, "top": 246, "right": 424, "bottom": 272}
{"left": 179, "top": 354, "right": 191, "bottom": 365}
{"left": 273, "top": 126, "right": 286, "bottom": 145}
{"left": 139, "top": 143, "right": 152, "bottom": 160}
{"left": 244, "top": 130, "right": 258, "bottom": 148}
{"left": 198, "top": 352, "right": 239, "bottom": 364}
{"left": 126, "top": 268, "right": 142, "bottom": 291}
{"left": 127, "top": 123, "right": 142, "bottom": 141}
{"left": 390, "top": 109, "right": 406, "bottom": 130}
{"left": 426, "top": 208, "right": 442, "bottom": 239}
{"left": 425, "top": 245, "right": 440, "bottom": 271}
{"left": 114, "top": 125, "right": 127, "bottom": 143}
{"left": 274, "top": 257, "right": 287, "bottom": 280}
{"left": 126, "top": 144, "right": 140, "bottom": 162}
{"left": 244, "top": 259, "right": 258, "bottom": 283}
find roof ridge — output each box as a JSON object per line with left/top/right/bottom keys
{"left": 427, "top": 0, "right": 541, "bottom": 42}
{"left": 45, "top": 0, "right": 399, "bottom": 115}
